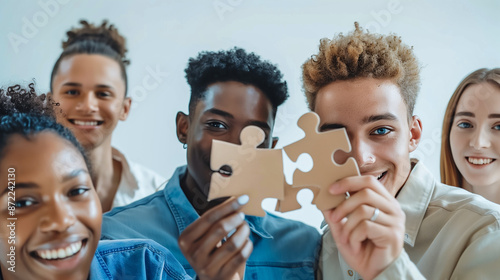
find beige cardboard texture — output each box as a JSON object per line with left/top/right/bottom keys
{"left": 208, "top": 125, "right": 285, "bottom": 217}
{"left": 275, "top": 181, "right": 319, "bottom": 212}
{"left": 281, "top": 112, "right": 360, "bottom": 211}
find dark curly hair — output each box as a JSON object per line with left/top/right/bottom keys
{"left": 0, "top": 84, "right": 91, "bottom": 172}
{"left": 185, "top": 47, "right": 289, "bottom": 116}
{"left": 50, "top": 20, "right": 129, "bottom": 95}
{"left": 302, "top": 22, "right": 420, "bottom": 120}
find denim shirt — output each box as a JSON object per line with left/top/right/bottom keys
{"left": 102, "top": 166, "right": 321, "bottom": 279}
{"left": 91, "top": 239, "right": 191, "bottom": 280}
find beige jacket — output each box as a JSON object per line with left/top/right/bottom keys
{"left": 321, "top": 160, "right": 500, "bottom": 280}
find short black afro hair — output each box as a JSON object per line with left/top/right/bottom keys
{"left": 185, "top": 47, "right": 289, "bottom": 116}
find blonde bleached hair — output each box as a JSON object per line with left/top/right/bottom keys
{"left": 440, "top": 68, "right": 500, "bottom": 187}
{"left": 302, "top": 22, "right": 420, "bottom": 120}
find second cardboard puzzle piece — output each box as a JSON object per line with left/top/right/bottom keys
{"left": 209, "top": 125, "right": 284, "bottom": 216}
{"left": 275, "top": 181, "right": 319, "bottom": 213}
{"left": 281, "top": 112, "right": 360, "bottom": 211}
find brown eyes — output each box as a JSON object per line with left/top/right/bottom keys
{"left": 68, "top": 187, "right": 90, "bottom": 197}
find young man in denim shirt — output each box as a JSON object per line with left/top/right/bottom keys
{"left": 101, "top": 47, "right": 320, "bottom": 279}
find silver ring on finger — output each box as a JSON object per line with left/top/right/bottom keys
{"left": 370, "top": 207, "right": 380, "bottom": 222}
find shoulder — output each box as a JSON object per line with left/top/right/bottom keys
{"left": 430, "top": 182, "right": 500, "bottom": 230}
{"left": 96, "top": 239, "right": 171, "bottom": 257}
{"left": 94, "top": 239, "right": 190, "bottom": 280}
{"left": 128, "top": 160, "right": 167, "bottom": 186}
{"left": 101, "top": 191, "right": 168, "bottom": 240}
{"left": 112, "top": 147, "right": 167, "bottom": 187}
{"left": 105, "top": 189, "right": 165, "bottom": 217}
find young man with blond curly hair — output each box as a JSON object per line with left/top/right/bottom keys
{"left": 303, "top": 23, "right": 500, "bottom": 279}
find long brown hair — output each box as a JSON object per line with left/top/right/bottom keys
{"left": 440, "top": 68, "right": 500, "bottom": 187}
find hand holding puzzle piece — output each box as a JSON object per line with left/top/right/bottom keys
{"left": 209, "top": 112, "right": 360, "bottom": 216}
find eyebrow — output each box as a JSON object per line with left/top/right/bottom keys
{"left": 204, "top": 108, "right": 234, "bottom": 119}
{"left": 1, "top": 182, "right": 38, "bottom": 196}
{"left": 319, "top": 113, "right": 398, "bottom": 132}
{"left": 247, "top": 120, "right": 271, "bottom": 132}
{"left": 62, "top": 169, "right": 89, "bottom": 182}
{"left": 362, "top": 113, "right": 398, "bottom": 123}
{"left": 204, "top": 108, "right": 271, "bottom": 131}
{"left": 62, "top": 82, "right": 82, "bottom": 87}
{"left": 62, "top": 82, "right": 114, "bottom": 90}
{"left": 455, "top": 112, "right": 500, "bottom": 119}
{"left": 1, "top": 169, "right": 88, "bottom": 196}
{"left": 455, "top": 112, "right": 474, "bottom": 117}
{"left": 319, "top": 123, "right": 344, "bottom": 132}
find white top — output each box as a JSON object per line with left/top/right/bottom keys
{"left": 111, "top": 148, "right": 167, "bottom": 209}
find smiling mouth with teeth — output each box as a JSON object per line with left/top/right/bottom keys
{"left": 467, "top": 157, "right": 496, "bottom": 165}
{"left": 32, "top": 240, "right": 85, "bottom": 261}
{"left": 69, "top": 120, "right": 104, "bottom": 126}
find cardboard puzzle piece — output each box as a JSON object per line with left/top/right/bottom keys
{"left": 275, "top": 181, "right": 319, "bottom": 213}
{"left": 281, "top": 112, "right": 360, "bottom": 211}
{"left": 208, "top": 125, "right": 285, "bottom": 217}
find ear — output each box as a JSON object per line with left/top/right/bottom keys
{"left": 119, "top": 97, "right": 132, "bottom": 121}
{"left": 271, "top": 136, "right": 279, "bottom": 149}
{"left": 176, "top": 111, "right": 189, "bottom": 144}
{"left": 408, "top": 115, "right": 423, "bottom": 153}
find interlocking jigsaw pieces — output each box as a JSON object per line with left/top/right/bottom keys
{"left": 280, "top": 112, "right": 360, "bottom": 212}
{"left": 208, "top": 125, "right": 285, "bottom": 217}
{"left": 275, "top": 181, "right": 318, "bottom": 213}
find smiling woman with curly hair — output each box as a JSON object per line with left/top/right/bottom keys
{"left": 0, "top": 83, "right": 191, "bottom": 280}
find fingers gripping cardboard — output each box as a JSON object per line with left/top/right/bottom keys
{"left": 280, "top": 112, "right": 360, "bottom": 212}
{"left": 209, "top": 126, "right": 285, "bottom": 216}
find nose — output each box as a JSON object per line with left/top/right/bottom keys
{"left": 470, "top": 127, "right": 491, "bottom": 150}
{"left": 39, "top": 200, "right": 76, "bottom": 233}
{"left": 334, "top": 136, "right": 375, "bottom": 168}
{"left": 76, "top": 92, "right": 98, "bottom": 113}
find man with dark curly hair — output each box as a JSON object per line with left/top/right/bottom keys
{"left": 304, "top": 23, "right": 500, "bottom": 279}
{"left": 101, "top": 47, "right": 320, "bottom": 280}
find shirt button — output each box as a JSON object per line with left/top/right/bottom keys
{"left": 348, "top": 270, "right": 353, "bottom": 276}
{"left": 251, "top": 272, "right": 258, "bottom": 279}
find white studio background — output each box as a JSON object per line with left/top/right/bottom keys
{"left": 1, "top": 0, "right": 499, "bottom": 231}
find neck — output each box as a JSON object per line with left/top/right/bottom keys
{"left": 180, "top": 171, "right": 225, "bottom": 215}
{"left": 88, "top": 140, "right": 121, "bottom": 212}
{"left": 463, "top": 180, "right": 500, "bottom": 204}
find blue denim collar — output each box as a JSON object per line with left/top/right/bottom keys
{"left": 163, "top": 166, "right": 272, "bottom": 239}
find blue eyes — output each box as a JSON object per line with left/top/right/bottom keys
{"left": 457, "top": 122, "right": 472, "bottom": 129}
{"left": 457, "top": 122, "right": 500, "bottom": 130}
{"left": 373, "top": 127, "right": 391, "bottom": 135}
